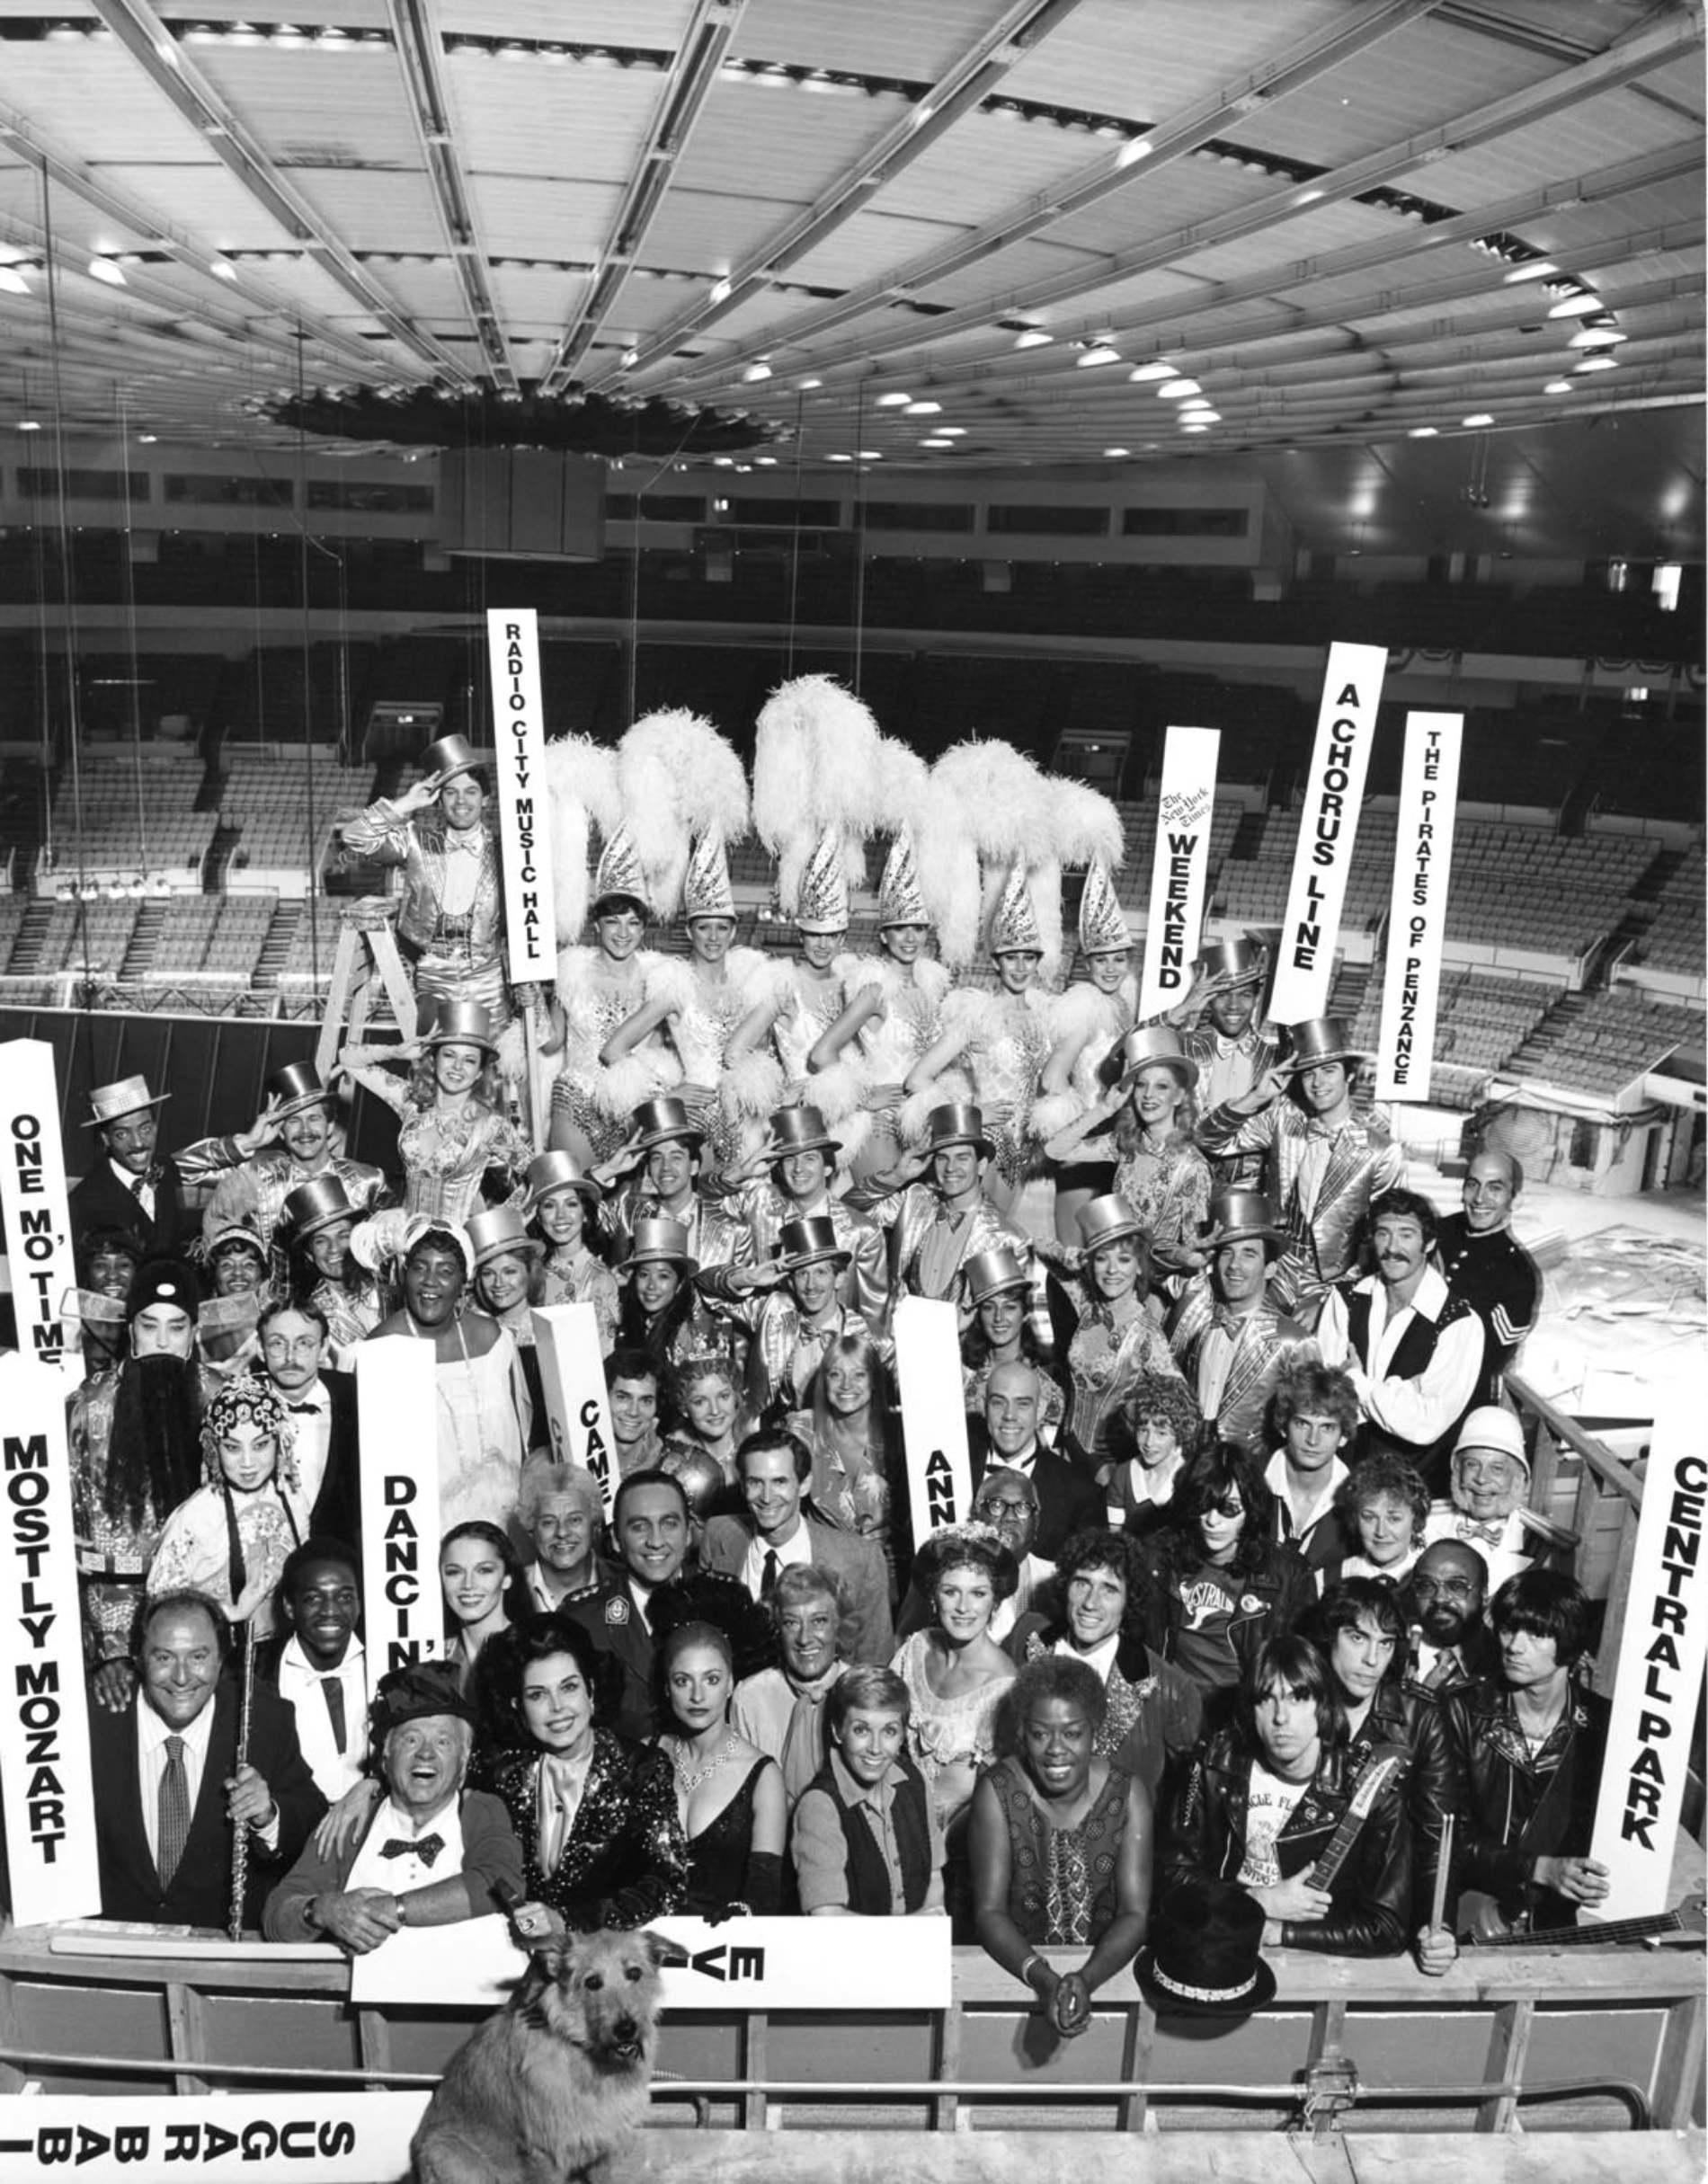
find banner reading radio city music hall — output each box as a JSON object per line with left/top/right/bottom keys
{"left": 485, "top": 607, "right": 557, "bottom": 987}
{"left": 1375, "top": 712, "right": 1463, "bottom": 1103}
{"left": 0, "top": 1040, "right": 102, "bottom": 1922}
{"left": 1135, "top": 725, "right": 1222, "bottom": 1024}
{"left": 1268, "top": 642, "right": 1388, "bottom": 1024}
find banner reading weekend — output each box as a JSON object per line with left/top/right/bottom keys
{"left": 485, "top": 607, "right": 556, "bottom": 986}
{"left": 1268, "top": 642, "right": 1388, "bottom": 1024}
{"left": 1136, "top": 725, "right": 1222, "bottom": 1023}
{"left": 1375, "top": 711, "right": 1463, "bottom": 1102}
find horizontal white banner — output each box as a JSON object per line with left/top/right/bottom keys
{"left": 0, "top": 2094, "right": 428, "bottom": 2182}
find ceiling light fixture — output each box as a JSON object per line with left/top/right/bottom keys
{"left": 1116, "top": 138, "right": 1152, "bottom": 168}
{"left": 1103, "top": 446, "right": 1130, "bottom": 457}
{"left": 920, "top": 436, "right": 953, "bottom": 448}
{"left": 1077, "top": 342, "right": 1120, "bottom": 368}
{"left": 1157, "top": 377, "right": 1202, "bottom": 399}
{"left": 1463, "top": 413, "right": 1494, "bottom": 426}
{"left": 1547, "top": 291, "right": 1601, "bottom": 319}
{"left": 0, "top": 265, "right": 29, "bottom": 296}
{"left": 1127, "top": 360, "right": 1175, "bottom": 383}
{"left": 1502, "top": 260, "right": 1557, "bottom": 284}
{"left": 1543, "top": 378, "right": 1572, "bottom": 395}
{"left": 875, "top": 391, "right": 912, "bottom": 407}
{"left": 708, "top": 277, "right": 733, "bottom": 304}
{"left": 1408, "top": 426, "right": 1438, "bottom": 438}
{"left": 798, "top": 377, "right": 823, "bottom": 389}
{"left": 903, "top": 400, "right": 942, "bottom": 415}
{"left": 741, "top": 361, "right": 772, "bottom": 382}
{"left": 1570, "top": 324, "right": 1626, "bottom": 348}
{"left": 1575, "top": 354, "right": 1618, "bottom": 372}
{"left": 17, "top": 420, "right": 40, "bottom": 431}
{"left": 938, "top": 426, "right": 966, "bottom": 437}
{"left": 1013, "top": 327, "right": 1053, "bottom": 349}
{"left": 88, "top": 257, "right": 127, "bottom": 286}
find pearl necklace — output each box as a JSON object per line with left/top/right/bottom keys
{"left": 666, "top": 1732, "right": 741, "bottom": 1792}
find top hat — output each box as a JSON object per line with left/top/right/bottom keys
{"left": 1078, "top": 857, "right": 1134, "bottom": 957}
{"left": 964, "top": 1246, "right": 1028, "bottom": 1308}
{"left": 760, "top": 1105, "right": 841, "bottom": 1165}
{"left": 466, "top": 1205, "right": 545, "bottom": 1271}
{"left": 85, "top": 1074, "right": 170, "bottom": 1129}
{"left": 1453, "top": 1405, "right": 1530, "bottom": 1479}
{"left": 794, "top": 827, "right": 850, "bottom": 936}
{"left": 589, "top": 822, "right": 652, "bottom": 925}
{"left": 629, "top": 1097, "right": 705, "bottom": 1154}
{"left": 423, "top": 1000, "right": 498, "bottom": 1055}
{"left": 283, "top": 1174, "right": 357, "bottom": 1239}
{"left": 1278, "top": 1017, "right": 1366, "bottom": 1076}
{"left": 777, "top": 1215, "right": 850, "bottom": 1273}
{"left": 1135, "top": 1876, "right": 1277, "bottom": 2019}
{"left": 876, "top": 827, "right": 929, "bottom": 928}
{"left": 1199, "top": 1187, "right": 1285, "bottom": 1256}
{"left": 1100, "top": 1023, "right": 1199, "bottom": 1093}
{"left": 264, "top": 1060, "right": 332, "bottom": 1123}
{"left": 924, "top": 1102, "right": 995, "bottom": 1159}
{"left": 420, "top": 734, "right": 489, "bottom": 786}
{"left": 1075, "top": 1194, "right": 1145, "bottom": 1256}
{"left": 525, "top": 1150, "right": 603, "bottom": 1206}
{"left": 1195, "top": 934, "right": 1266, "bottom": 989}
{"left": 619, "top": 1217, "right": 698, "bottom": 1279}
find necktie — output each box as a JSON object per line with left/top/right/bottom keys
{"left": 1455, "top": 1517, "right": 1506, "bottom": 1548}
{"left": 379, "top": 1833, "right": 442, "bottom": 1867}
{"left": 1424, "top": 1649, "right": 1459, "bottom": 1691}
{"left": 320, "top": 1675, "right": 347, "bottom": 1754}
{"left": 157, "top": 1735, "right": 190, "bottom": 1891}
{"left": 760, "top": 1549, "right": 780, "bottom": 1603}
{"left": 131, "top": 1173, "right": 152, "bottom": 1203}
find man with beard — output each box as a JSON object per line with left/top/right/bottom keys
{"left": 178, "top": 1062, "right": 387, "bottom": 1262}
{"left": 71, "top": 1257, "right": 218, "bottom": 1695}
{"left": 1436, "top": 1149, "right": 1543, "bottom": 1405}
{"left": 255, "top": 1298, "right": 360, "bottom": 1548}
{"left": 1401, "top": 1539, "right": 1500, "bottom": 1693}
{"left": 1167, "top": 1189, "right": 1314, "bottom": 1457}
{"left": 67, "top": 1075, "right": 194, "bottom": 1256}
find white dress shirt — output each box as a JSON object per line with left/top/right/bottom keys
{"left": 741, "top": 1519, "right": 814, "bottom": 1602}
{"left": 137, "top": 1694, "right": 218, "bottom": 1868}
{"left": 112, "top": 1159, "right": 154, "bottom": 1222}
{"left": 274, "top": 1634, "right": 368, "bottom": 1800}
{"left": 345, "top": 1795, "right": 467, "bottom": 1895}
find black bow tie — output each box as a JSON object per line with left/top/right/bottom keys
{"left": 379, "top": 1832, "right": 442, "bottom": 1867}
{"left": 287, "top": 1399, "right": 325, "bottom": 1415}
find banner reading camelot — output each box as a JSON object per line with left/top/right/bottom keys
{"left": 1375, "top": 712, "right": 1463, "bottom": 1102}
{"left": 1268, "top": 641, "right": 1388, "bottom": 1024}
{"left": 485, "top": 607, "right": 556, "bottom": 986}
{"left": 1136, "top": 725, "right": 1222, "bottom": 1023}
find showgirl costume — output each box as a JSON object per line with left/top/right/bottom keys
{"left": 549, "top": 943, "right": 681, "bottom": 1160}
{"left": 369, "top": 1081, "right": 529, "bottom": 1229}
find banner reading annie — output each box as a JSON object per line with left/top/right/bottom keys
{"left": 1375, "top": 711, "right": 1463, "bottom": 1103}
{"left": 1268, "top": 642, "right": 1388, "bottom": 1024}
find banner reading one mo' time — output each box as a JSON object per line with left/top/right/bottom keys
{"left": 485, "top": 608, "right": 556, "bottom": 984}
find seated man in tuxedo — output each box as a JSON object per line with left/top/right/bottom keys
{"left": 90, "top": 1589, "right": 325, "bottom": 1931}
{"left": 701, "top": 1428, "right": 894, "bottom": 1665}
{"left": 263, "top": 1662, "right": 523, "bottom": 1951}
{"left": 968, "top": 1361, "right": 1104, "bottom": 1561}
{"left": 255, "top": 1299, "right": 360, "bottom": 1547}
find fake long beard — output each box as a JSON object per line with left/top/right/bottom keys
{"left": 104, "top": 1353, "right": 204, "bottom": 1531}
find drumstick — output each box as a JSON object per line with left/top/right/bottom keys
{"left": 1430, "top": 1813, "right": 1455, "bottom": 1933}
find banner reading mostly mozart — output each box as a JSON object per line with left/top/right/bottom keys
{"left": 485, "top": 606, "right": 556, "bottom": 985}
{"left": 1268, "top": 641, "right": 1389, "bottom": 1024}
{"left": 531, "top": 1301, "right": 618, "bottom": 1519}
{"left": 0, "top": 1041, "right": 102, "bottom": 1922}
{"left": 893, "top": 1295, "right": 972, "bottom": 1539}
{"left": 1375, "top": 711, "right": 1463, "bottom": 1102}
{"left": 1588, "top": 1391, "right": 1708, "bottom": 1922}
{"left": 1136, "top": 725, "right": 1222, "bottom": 1023}
{"left": 355, "top": 1336, "right": 442, "bottom": 1699}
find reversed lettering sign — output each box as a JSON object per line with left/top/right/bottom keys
{"left": 893, "top": 1296, "right": 972, "bottom": 1540}
{"left": 1136, "top": 725, "right": 1222, "bottom": 1022}
{"left": 355, "top": 1338, "right": 442, "bottom": 1696}
{"left": 1375, "top": 712, "right": 1463, "bottom": 1103}
{"left": 1268, "top": 642, "right": 1388, "bottom": 1024}
{"left": 0, "top": 1038, "right": 81, "bottom": 1383}
{"left": 486, "top": 607, "right": 557, "bottom": 984}
{"left": 0, "top": 1357, "right": 102, "bottom": 1922}
{"left": 531, "top": 1302, "right": 617, "bottom": 1520}
{"left": 0, "top": 2093, "right": 427, "bottom": 2181}
{"left": 1588, "top": 1394, "right": 1707, "bottom": 1920}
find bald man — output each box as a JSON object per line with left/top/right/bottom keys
{"left": 1436, "top": 1150, "right": 1542, "bottom": 1406}
{"left": 969, "top": 1362, "right": 1105, "bottom": 1560}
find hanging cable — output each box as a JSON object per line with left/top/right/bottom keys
{"left": 786, "top": 386, "right": 806, "bottom": 677}
{"left": 294, "top": 326, "right": 321, "bottom": 987}
{"left": 850, "top": 377, "right": 868, "bottom": 697}
{"left": 115, "top": 377, "right": 149, "bottom": 886}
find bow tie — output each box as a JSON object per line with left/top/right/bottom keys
{"left": 287, "top": 1399, "right": 325, "bottom": 1416}
{"left": 378, "top": 1832, "right": 443, "bottom": 1866}
{"left": 129, "top": 1166, "right": 164, "bottom": 1191}
{"left": 1210, "top": 1308, "right": 1247, "bottom": 1337}
{"left": 1455, "top": 1517, "right": 1507, "bottom": 1548}
{"left": 933, "top": 1203, "right": 970, "bottom": 1231}
{"left": 446, "top": 830, "right": 483, "bottom": 856}
{"left": 1303, "top": 1119, "right": 1343, "bottom": 1143}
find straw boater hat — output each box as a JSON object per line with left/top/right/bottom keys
{"left": 923, "top": 1101, "right": 996, "bottom": 1159}
{"left": 629, "top": 1096, "right": 705, "bottom": 1154}
{"left": 759, "top": 1105, "right": 841, "bottom": 1165}
{"left": 1278, "top": 1016, "right": 1366, "bottom": 1076}
{"left": 262, "top": 1060, "right": 333, "bottom": 1123}
{"left": 466, "top": 1205, "right": 545, "bottom": 1271}
{"left": 85, "top": 1074, "right": 169, "bottom": 1127}
{"left": 283, "top": 1174, "right": 356, "bottom": 1240}
{"left": 525, "top": 1149, "right": 603, "bottom": 1205}
{"left": 1452, "top": 1406, "right": 1530, "bottom": 1480}
{"left": 1136, "top": 1877, "right": 1277, "bottom": 2020}
{"left": 1195, "top": 934, "right": 1266, "bottom": 989}
{"left": 423, "top": 999, "right": 499, "bottom": 1055}
{"left": 420, "top": 733, "right": 489, "bottom": 786}
{"left": 876, "top": 827, "right": 929, "bottom": 928}
{"left": 1075, "top": 1194, "right": 1146, "bottom": 1256}
{"left": 619, "top": 1217, "right": 698, "bottom": 1280}
{"left": 776, "top": 1215, "right": 850, "bottom": 1273}
{"left": 1078, "top": 857, "right": 1134, "bottom": 957}
{"left": 963, "top": 1246, "right": 1028, "bottom": 1309}
{"left": 1099, "top": 1023, "right": 1199, "bottom": 1093}
{"left": 1198, "top": 1187, "right": 1286, "bottom": 1259}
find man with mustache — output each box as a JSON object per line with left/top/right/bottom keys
{"left": 1315, "top": 1190, "right": 1482, "bottom": 1491}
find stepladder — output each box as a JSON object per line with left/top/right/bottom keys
{"left": 314, "top": 900, "right": 421, "bottom": 1086}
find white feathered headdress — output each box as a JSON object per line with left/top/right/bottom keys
{"left": 752, "top": 675, "right": 887, "bottom": 920}
{"left": 542, "top": 733, "right": 622, "bottom": 946}
{"left": 617, "top": 709, "right": 750, "bottom": 921}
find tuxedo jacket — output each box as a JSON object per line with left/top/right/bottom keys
{"left": 698, "top": 1511, "right": 894, "bottom": 1667}
{"left": 967, "top": 1427, "right": 1106, "bottom": 1562}
{"left": 69, "top": 1155, "right": 196, "bottom": 1258}
{"left": 298, "top": 1368, "right": 362, "bottom": 1551}
{"left": 91, "top": 1681, "right": 326, "bottom": 1931}
{"left": 1167, "top": 1279, "right": 1316, "bottom": 1458}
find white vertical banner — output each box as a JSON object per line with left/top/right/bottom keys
{"left": 0, "top": 1357, "right": 103, "bottom": 1922}
{"left": 893, "top": 1296, "right": 972, "bottom": 1538}
{"left": 530, "top": 1302, "right": 618, "bottom": 1520}
{"left": 1375, "top": 712, "right": 1463, "bottom": 1102}
{"left": 1588, "top": 1394, "right": 1708, "bottom": 1921}
{"left": 1136, "top": 725, "right": 1222, "bottom": 1022}
{"left": 0, "top": 1040, "right": 101, "bottom": 1922}
{"left": 1268, "top": 641, "right": 1389, "bottom": 1024}
{"left": 485, "top": 607, "right": 556, "bottom": 985}
{"left": 356, "top": 1337, "right": 442, "bottom": 1700}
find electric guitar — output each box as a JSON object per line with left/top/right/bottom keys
{"left": 1306, "top": 1744, "right": 1408, "bottom": 1890}
{"left": 1457, "top": 1889, "right": 1706, "bottom": 1949}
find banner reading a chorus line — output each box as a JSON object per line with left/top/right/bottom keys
{"left": 485, "top": 608, "right": 556, "bottom": 985}
{"left": 1135, "top": 724, "right": 1222, "bottom": 1022}
{"left": 1268, "top": 642, "right": 1389, "bottom": 1024}
{"left": 355, "top": 1336, "right": 442, "bottom": 1698}
{"left": 893, "top": 1296, "right": 972, "bottom": 1540}
{"left": 1375, "top": 712, "right": 1463, "bottom": 1102}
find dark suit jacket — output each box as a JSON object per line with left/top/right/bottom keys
{"left": 69, "top": 1155, "right": 196, "bottom": 1258}
{"left": 698, "top": 1510, "right": 895, "bottom": 1667}
{"left": 558, "top": 1575, "right": 665, "bottom": 1742}
{"left": 968, "top": 1426, "right": 1107, "bottom": 1561}
{"left": 91, "top": 1680, "right": 327, "bottom": 1931}
{"left": 300, "top": 1369, "right": 362, "bottom": 1550}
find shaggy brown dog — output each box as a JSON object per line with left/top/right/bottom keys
{"left": 411, "top": 1926, "right": 671, "bottom": 2184}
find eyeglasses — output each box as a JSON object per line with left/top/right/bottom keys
{"left": 1205, "top": 1497, "right": 1244, "bottom": 1520}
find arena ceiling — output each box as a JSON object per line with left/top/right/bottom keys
{"left": 0, "top": 0, "right": 1702, "bottom": 490}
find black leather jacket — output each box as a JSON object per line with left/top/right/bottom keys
{"left": 1439, "top": 1676, "right": 1609, "bottom": 1931}
{"left": 1349, "top": 1679, "right": 1464, "bottom": 1926}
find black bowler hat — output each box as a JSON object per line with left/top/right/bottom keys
{"left": 1134, "top": 1876, "right": 1278, "bottom": 2020}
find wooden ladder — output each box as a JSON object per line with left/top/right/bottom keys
{"left": 313, "top": 900, "right": 420, "bottom": 1084}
